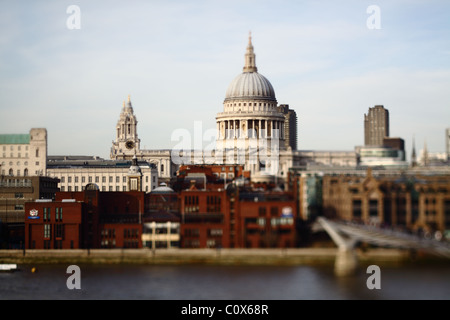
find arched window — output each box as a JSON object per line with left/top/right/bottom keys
{"left": 24, "top": 168, "right": 28, "bottom": 176}
{"left": 9, "top": 168, "right": 13, "bottom": 176}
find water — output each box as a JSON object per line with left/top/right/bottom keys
{"left": 1, "top": 263, "right": 449, "bottom": 300}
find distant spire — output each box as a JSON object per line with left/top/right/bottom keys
{"left": 411, "top": 135, "right": 417, "bottom": 167}
{"left": 423, "top": 139, "right": 428, "bottom": 166}
{"left": 123, "top": 95, "right": 134, "bottom": 113}
{"left": 243, "top": 31, "right": 257, "bottom": 73}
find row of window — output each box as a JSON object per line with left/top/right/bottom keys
{"left": 43, "top": 224, "right": 64, "bottom": 239}
{"left": 100, "top": 228, "right": 140, "bottom": 238}
{"left": 184, "top": 228, "right": 223, "bottom": 237}
{"left": 226, "top": 102, "right": 276, "bottom": 108}
{"left": 1, "top": 161, "right": 36, "bottom": 166}
{"left": 143, "top": 227, "right": 179, "bottom": 234}
{"left": 1, "top": 168, "right": 41, "bottom": 176}
{"left": 43, "top": 207, "right": 63, "bottom": 222}
{"left": 60, "top": 185, "right": 155, "bottom": 192}
{"left": 2, "top": 145, "right": 29, "bottom": 151}
{"left": 258, "top": 207, "right": 282, "bottom": 216}
{"left": 101, "top": 239, "right": 139, "bottom": 248}
{"left": 61, "top": 175, "right": 154, "bottom": 183}
{"left": 34, "top": 239, "right": 74, "bottom": 249}
{"left": 183, "top": 239, "right": 222, "bottom": 248}
{"left": 247, "top": 217, "right": 294, "bottom": 226}
{"left": 1, "top": 148, "right": 40, "bottom": 157}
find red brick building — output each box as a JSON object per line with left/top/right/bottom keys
{"left": 25, "top": 199, "right": 84, "bottom": 249}
{"left": 180, "top": 187, "right": 230, "bottom": 248}
{"left": 235, "top": 190, "right": 297, "bottom": 248}
{"left": 25, "top": 185, "right": 146, "bottom": 249}
{"left": 24, "top": 166, "right": 301, "bottom": 250}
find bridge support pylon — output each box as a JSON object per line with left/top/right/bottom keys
{"left": 317, "top": 217, "right": 359, "bottom": 276}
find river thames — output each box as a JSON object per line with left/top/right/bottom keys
{"left": 1, "top": 262, "right": 449, "bottom": 300}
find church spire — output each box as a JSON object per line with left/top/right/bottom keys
{"left": 243, "top": 32, "right": 257, "bottom": 73}
{"left": 411, "top": 135, "right": 417, "bottom": 167}
{"left": 124, "top": 94, "right": 133, "bottom": 113}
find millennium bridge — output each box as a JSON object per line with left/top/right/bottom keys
{"left": 314, "top": 217, "right": 450, "bottom": 275}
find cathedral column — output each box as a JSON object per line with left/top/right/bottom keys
{"left": 258, "top": 119, "right": 262, "bottom": 138}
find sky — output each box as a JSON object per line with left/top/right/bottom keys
{"left": 0, "top": 0, "right": 449, "bottom": 160}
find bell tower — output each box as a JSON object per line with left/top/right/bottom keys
{"left": 110, "top": 95, "right": 141, "bottom": 159}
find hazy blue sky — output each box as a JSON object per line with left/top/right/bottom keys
{"left": 1, "top": 0, "right": 449, "bottom": 159}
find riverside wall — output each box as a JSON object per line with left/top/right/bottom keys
{"left": 0, "top": 247, "right": 428, "bottom": 266}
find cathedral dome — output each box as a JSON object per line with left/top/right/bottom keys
{"left": 224, "top": 33, "right": 276, "bottom": 103}
{"left": 225, "top": 72, "right": 276, "bottom": 102}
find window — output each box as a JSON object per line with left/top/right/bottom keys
{"left": 369, "top": 200, "right": 378, "bottom": 217}
{"left": 116, "top": 176, "right": 120, "bottom": 183}
{"left": 36, "top": 148, "right": 39, "bottom": 157}
{"left": 95, "top": 176, "right": 99, "bottom": 183}
{"left": 161, "top": 164, "right": 164, "bottom": 172}
{"left": 102, "top": 176, "right": 106, "bottom": 183}
{"left": 258, "top": 217, "right": 266, "bottom": 226}
{"left": 270, "top": 207, "right": 278, "bottom": 216}
{"left": 82, "top": 176, "right": 85, "bottom": 183}
{"left": 75, "top": 176, "right": 79, "bottom": 183}
{"left": 352, "top": 200, "right": 362, "bottom": 218}
{"left": 185, "top": 196, "right": 199, "bottom": 213}
{"left": 55, "top": 224, "right": 64, "bottom": 239}
{"left": 259, "top": 207, "right": 266, "bottom": 216}
{"left": 130, "top": 178, "right": 138, "bottom": 191}
{"left": 44, "top": 224, "right": 51, "bottom": 238}
{"left": 55, "top": 208, "right": 63, "bottom": 221}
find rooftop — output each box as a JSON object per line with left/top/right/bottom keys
{"left": 0, "top": 134, "right": 30, "bottom": 144}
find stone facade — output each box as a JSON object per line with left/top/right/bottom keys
{"left": 0, "top": 128, "right": 47, "bottom": 177}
